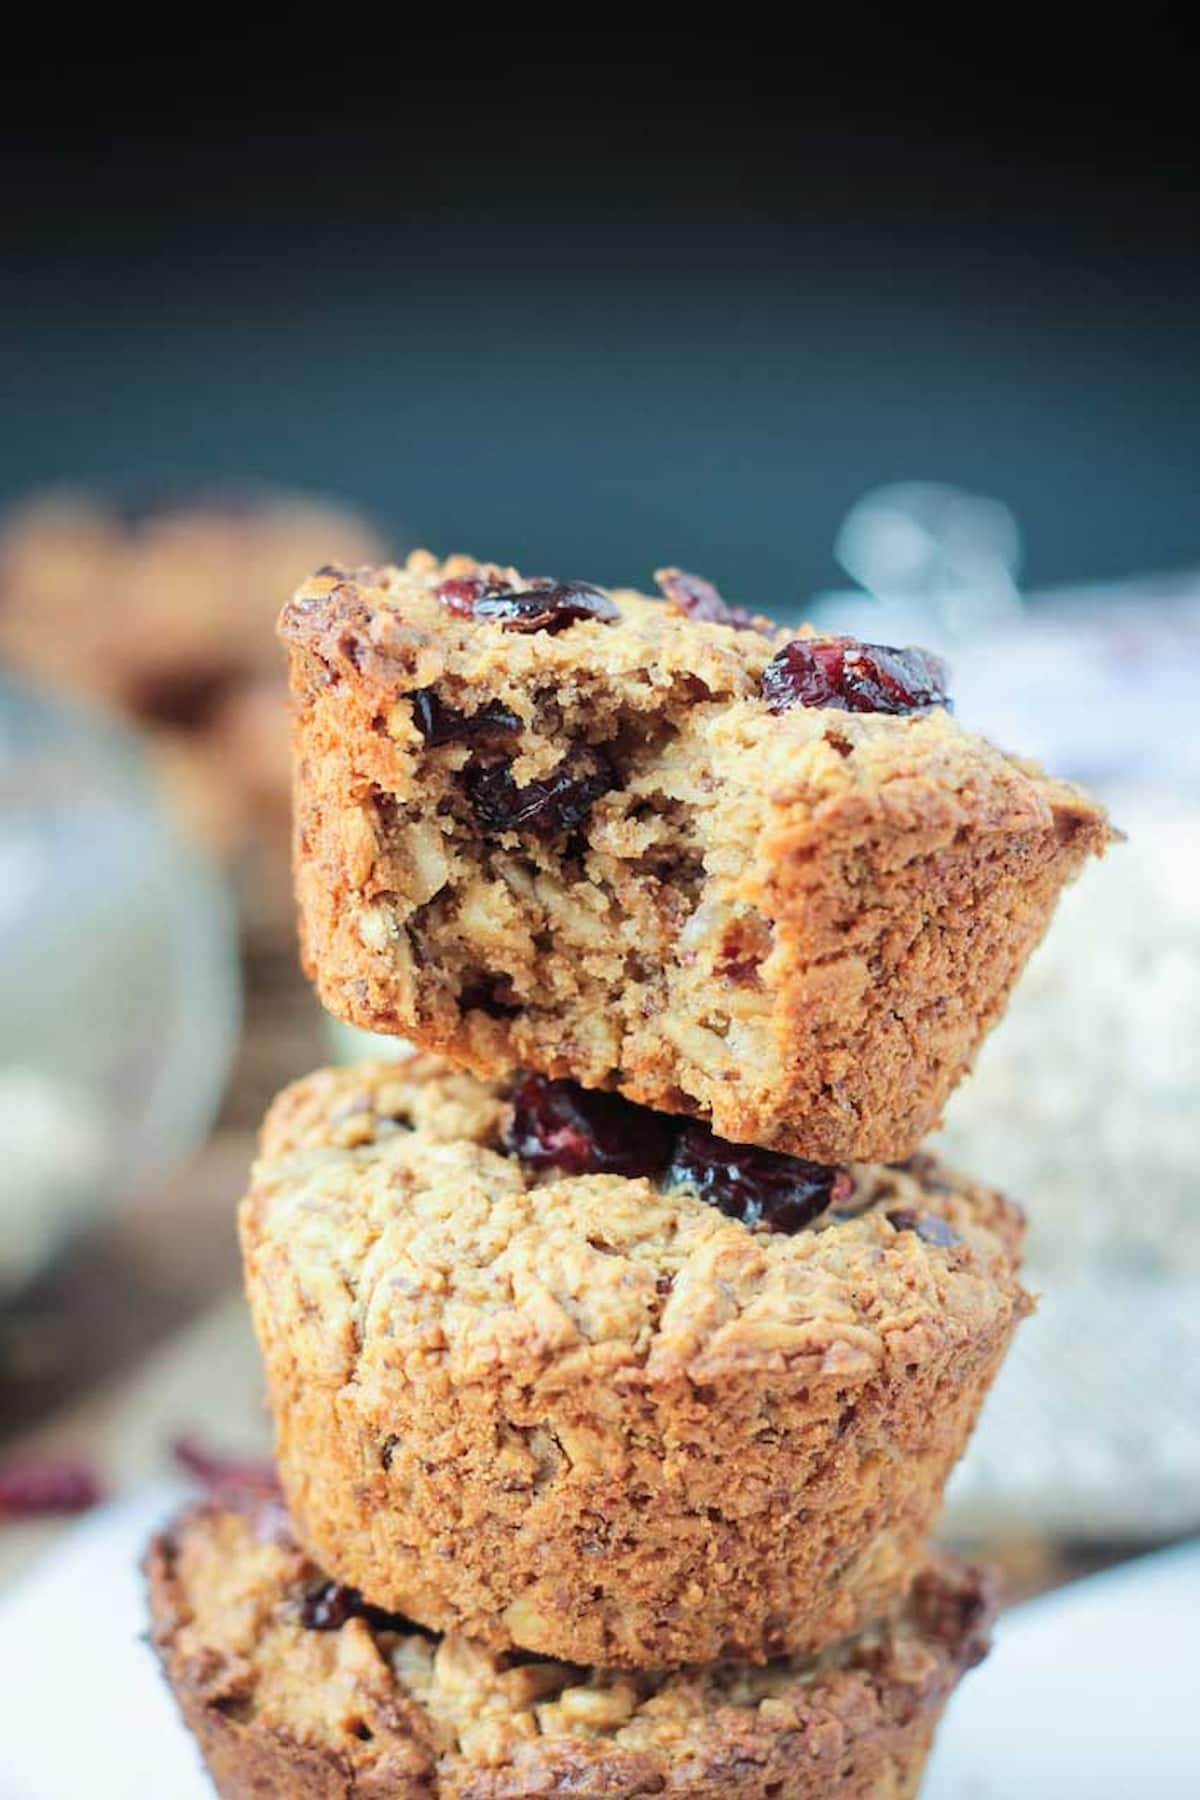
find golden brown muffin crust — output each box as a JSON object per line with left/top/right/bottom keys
{"left": 242, "top": 1056, "right": 1029, "bottom": 1667}
{"left": 147, "top": 1499, "right": 994, "bottom": 1798}
{"left": 282, "top": 551, "right": 1111, "bottom": 1161}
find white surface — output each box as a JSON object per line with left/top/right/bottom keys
{"left": 0, "top": 1484, "right": 210, "bottom": 1800}
{"left": 0, "top": 1490, "right": 1196, "bottom": 1798}
{"left": 924, "top": 1540, "right": 1200, "bottom": 1799}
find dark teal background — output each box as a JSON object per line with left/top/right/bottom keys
{"left": 3, "top": 29, "right": 1198, "bottom": 606}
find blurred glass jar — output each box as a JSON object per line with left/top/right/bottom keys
{"left": 0, "top": 677, "right": 240, "bottom": 1297}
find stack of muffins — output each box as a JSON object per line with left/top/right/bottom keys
{"left": 147, "top": 553, "right": 1110, "bottom": 1797}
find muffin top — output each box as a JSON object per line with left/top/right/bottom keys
{"left": 246, "top": 1056, "right": 1027, "bottom": 1390}
{"left": 280, "top": 550, "right": 1096, "bottom": 833}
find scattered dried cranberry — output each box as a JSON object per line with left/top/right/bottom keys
{"left": 410, "top": 688, "right": 522, "bottom": 747}
{"left": 654, "top": 567, "right": 769, "bottom": 632}
{"left": 505, "top": 1074, "right": 675, "bottom": 1178}
{"left": 667, "top": 1125, "right": 853, "bottom": 1233}
{"left": 0, "top": 1457, "right": 103, "bottom": 1519}
{"left": 464, "top": 752, "right": 614, "bottom": 836}
{"left": 301, "top": 1580, "right": 416, "bottom": 1634}
{"left": 171, "top": 1435, "right": 280, "bottom": 1497}
{"left": 472, "top": 581, "right": 618, "bottom": 633}
{"left": 887, "top": 1209, "right": 960, "bottom": 1247}
{"left": 762, "top": 637, "right": 950, "bottom": 715}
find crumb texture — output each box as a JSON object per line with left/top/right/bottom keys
{"left": 282, "top": 552, "right": 1111, "bottom": 1161}
{"left": 241, "top": 1057, "right": 1029, "bottom": 1667}
{"left": 147, "top": 1500, "right": 994, "bottom": 1798}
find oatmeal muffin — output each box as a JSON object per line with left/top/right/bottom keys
{"left": 147, "top": 1497, "right": 994, "bottom": 1799}
{"left": 241, "top": 1057, "right": 1029, "bottom": 1667}
{"left": 281, "top": 553, "right": 1110, "bottom": 1162}
{"left": 0, "top": 489, "right": 381, "bottom": 873}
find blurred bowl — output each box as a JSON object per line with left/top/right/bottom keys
{"left": 0, "top": 678, "right": 241, "bottom": 1297}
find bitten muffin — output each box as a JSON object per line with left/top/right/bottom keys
{"left": 147, "top": 1498, "right": 995, "bottom": 1799}
{"left": 241, "top": 1057, "right": 1029, "bottom": 1668}
{"left": 281, "top": 552, "right": 1109, "bottom": 1163}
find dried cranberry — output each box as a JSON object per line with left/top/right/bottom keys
{"left": 654, "top": 567, "right": 768, "bottom": 632}
{"left": 171, "top": 1435, "right": 280, "bottom": 1497}
{"left": 301, "top": 1581, "right": 416, "bottom": 1634}
{"left": 410, "top": 688, "right": 522, "bottom": 747}
{"left": 505, "top": 1074, "right": 675, "bottom": 1178}
{"left": 433, "top": 573, "right": 504, "bottom": 615}
{"left": 301, "top": 1581, "right": 360, "bottom": 1630}
{"left": 0, "top": 1457, "right": 103, "bottom": 1519}
{"left": 464, "top": 752, "right": 614, "bottom": 836}
{"left": 886, "top": 1209, "right": 960, "bottom": 1247}
{"left": 434, "top": 571, "right": 617, "bottom": 632}
{"left": 762, "top": 637, "right": 950, "bottom": 715}
{"left": 667, "top": 1124, "right": 852, "bottom": 1233}
{"left": 472, "top": 581, "right": 618, "bottom": 633}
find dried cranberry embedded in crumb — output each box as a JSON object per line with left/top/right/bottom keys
{"left": 464, "top": 752, "right": 614, "bottom": 837}
{"left": 472, "top": 582, "right": 619, "bottom": 633}
{"left": 410, "top": 688, "right": 522, "bottom": 747}
{"left": 433, "top": 572, "right": 618, "bottom": 632}
{"left": 433, "top": 574, "right": 503, "bottom": 616}
{"left": 886, "top": 1209, "right": 960, "bottom": 1247}
{"left": 505, "top": 1080, "right": 853, "bottom": 1233}
{"left": 504, "top": 1074, "right": 675, "bottom": 1178}
{"left": 667, "top": 1124, "right": 853, "bottom": 1233}
{"left": 762, "top": 637, "right": 950, "bottom": 715}
{"left": 654, "top": 567, "right": 770, "bottom": 633}
{"left": 301, "top": 1581, "right": 419, "bottom": 1635}
{"left": 0, "top": 1457, "right": 103, "bottom": 1519}
{"left": 301, "top": 1581, "right": 362, "bottom": 1630}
